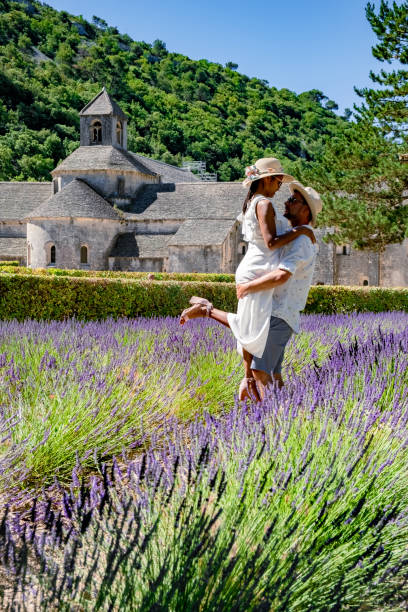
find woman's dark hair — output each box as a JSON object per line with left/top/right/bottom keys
{"left": 242, "top": 180, "right": 261, "bottom": 214}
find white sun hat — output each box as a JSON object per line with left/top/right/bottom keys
{"left": 288, "top": 181, "right": 323, "bottom": 227}
{"left": 243, "top": 157, "right": 294, "bottom": 187}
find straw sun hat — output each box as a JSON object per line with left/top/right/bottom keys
{"left": 243, "top": 157, "right": 294, "bottom": 187}
{"left": 288, "top": 180, "right": 323, "bottom": 227}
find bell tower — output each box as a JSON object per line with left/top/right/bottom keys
{"left": 79, "top": 87, "right": 128, "bottom": 149}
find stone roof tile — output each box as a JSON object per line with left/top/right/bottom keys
{"left": 168, "top": 219, "right": 235, "bottom": 246}
{"left": 26, "top": 179, "right": 120, "bottom": 220}
{"left": 0, "top": 182, "right": 51, "bottom": 220}
{"left": 80, "top": 87, "right": 127, "bottom": 119}
{"left": 53, "top": 146, "right": 156, "bottom": 175}
{"left": 125, "top": 182, "right": 245, "bottom": 220}
{"left": 129, "top": 153, "right": 199, "bottom": 183}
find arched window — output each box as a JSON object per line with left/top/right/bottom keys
{"left": 242, "top": 245, "right": 246, "bottom": 255}
{"left": 50, "top": 245, "right": 56, "bottom": 264}
{"left": 80, "top": 245, "right": 88, "bottom": 264}
{"left": 116, "top": 121, "right": 123, "bottom": 146}
{"left": 363, "top": 279, "right": 369, "bottom": 286}
{"left": 90, "top": 120, "right": 102, "bottom": 143}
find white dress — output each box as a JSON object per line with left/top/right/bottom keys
{"left": 227, "top": 194, "right": 291, "bottom": 358}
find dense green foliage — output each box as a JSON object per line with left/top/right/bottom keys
{"left": 1, "top": 0, "right": 407, "bottom": 253}
{"left": 295, "top": 0, "right": 408, "bottom": 252}
{"left": 297, "top": 120, "right": 408, "bottom": 252}
{"left": 357, "top": 0, "right": 408, "bottom": 140}
{"left": 0, "top": 273, "right": 407, "bottom": 320}
{"left": 0, "top": 265, "right": 237, "bottom": 281}
{"left": 0, "top": 0, "right": 347, "bottom": 181}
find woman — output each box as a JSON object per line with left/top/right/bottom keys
{"left": 180, "top": 157, "right": 315, "bottom": 400}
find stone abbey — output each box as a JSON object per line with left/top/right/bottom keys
{"left": 0, "top": 88, "right": 407, "bottom": 286}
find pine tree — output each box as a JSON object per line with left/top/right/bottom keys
{"left": 299, "top": 1, "right": 408, "bottom": 259}
{"left": 356, "top": 1, "right": 408, "bottom": 141}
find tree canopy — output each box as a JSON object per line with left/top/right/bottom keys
{"left": 298, "top": 0, "right": 408, "bottom": 252}
{"left": 356, "top": 0, "right": 408, "bottom": 141}
{"left": 0, "top": 0, "right": 347, "bottom": 182}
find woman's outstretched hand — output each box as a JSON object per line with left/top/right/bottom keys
{"left": 237, "top": 283, "right": 251, "bottom": 299}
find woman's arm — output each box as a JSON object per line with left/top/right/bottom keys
{"left": 256, "top": 201, "right": 316, "bottom": 249}
{"left": 256, "top": 199, "right": 277, "bottom": 248}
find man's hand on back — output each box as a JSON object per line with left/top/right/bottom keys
{"left": 236, "top": 269, "right": 292, "bottom": 299}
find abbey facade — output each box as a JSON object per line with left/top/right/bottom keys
{"left": 0, "top": 88, "right": 407, "bottom": 287}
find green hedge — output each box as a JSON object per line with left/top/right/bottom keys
{"left": 0, "top": 266, "right": 235, "bottom": 283}
{"left": 0, "top": 274, "right": 407, "bottom": 321}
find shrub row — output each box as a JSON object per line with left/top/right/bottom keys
{"left": 0, "top": 274, "right": 407, "bottom": 321}
{"left": 0, "top": 266, "right": 236, "bottom": 283}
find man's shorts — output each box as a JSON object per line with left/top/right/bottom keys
{"left": 250, "top": 316, "right": 293, "bottom": 375}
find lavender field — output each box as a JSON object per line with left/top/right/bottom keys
{"left": 1, "top": 312, "right": 408, "bottom": 610}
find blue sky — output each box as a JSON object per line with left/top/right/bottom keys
{"left": 50, "top": 0, "right": 388, "bottom": 113}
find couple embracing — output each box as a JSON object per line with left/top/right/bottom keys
{"left": 180, "top": 157, "right": 322, "bottom": 402}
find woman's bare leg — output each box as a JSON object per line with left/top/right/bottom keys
{"left": 239, "top": 348, "right": 260, "bottom": 401}
{"left": 251, "top": 369, "right": 273, "bottom": 400}
{"left": 272, "top": 373, "right": 284, "bottom": 389}
{"left": 180, "top": 300, "right": 260, "bottom": 401}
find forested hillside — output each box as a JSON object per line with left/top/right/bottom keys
{"left": 0, "top": 0, "right": 349, "bottom": 182}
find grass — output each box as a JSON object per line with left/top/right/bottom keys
{"left": 0, "top": 312, "right": 408, "bottom": 609}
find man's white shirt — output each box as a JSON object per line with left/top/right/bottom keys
{"left": 270, "top": 229, "right": 318, "bottom": 333}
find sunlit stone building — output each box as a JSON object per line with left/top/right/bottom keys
{"left": 0, "top": 88, "right": 407, "bottom": 286}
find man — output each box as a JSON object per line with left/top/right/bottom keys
{"left": 236, "top": 182, "right": 322, "bottom": 396}
{"left": 180, "top": 181, "right": 322, "bottom": 399}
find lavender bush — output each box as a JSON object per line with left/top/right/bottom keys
{"left": 0, "top": 312, "right": 408, "bottom": 609}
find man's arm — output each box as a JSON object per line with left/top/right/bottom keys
{"left": 237, "top": 268, "right": 291, "bottom": 299}
{"left": 237, "top": 234, "right": 315, "bottom": 300}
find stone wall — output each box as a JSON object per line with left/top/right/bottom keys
{"left": 79, "top": 116, "right": 128, "bottom": 149}
{"left": 167, "top": 245, "right": 221, "bottom": 273}
{"left": 381, "top": 239, "right": 408, "bottom": 287}
{"left": 0, "top": 221, "right": 26, "bottom": 237}
{"left": 335, "top": 248, "right": 379, "bottom": 286}
{"left": 312, "top": 229, "right": 335, "bottom": 285}
{"left": 123, "top": 220, "right": 180, "bottom": 235}
{"left": 58, "top": 172, "right": 157, "bottom": 199}
{"left": 108, "top": 257, "right": 164, "bottom": 272}
{"left": 221, "top": 222, "right": 240, "bottom": 273}
{"left": 27, "top": 218, "right": 120, "bottom": 270}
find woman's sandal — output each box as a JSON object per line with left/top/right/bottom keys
{"left": 179, "top": 303, "right": 211, "bottom": 325}
{"left": 239, "top": 377, "right": 260, "bottom": 402}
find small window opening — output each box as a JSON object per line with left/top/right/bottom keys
{"left": 116, "top": 121, "right": 123, "bottom": 146}
{"left": 91, "top": 120, "right": 102, "bottom": 143}
{"left": 117, "top": 176, "right": 125, "bottom": 195}
{"left": 80, "top": 245, "right": 88, "bottom": 264}
{"left": 241, "top": 245, "right": 246, "bottom": 255}
{"left": 363, "top": 279, "right": 369, "bottom": 286}
{"left": 53, "top": 178, "right": 59, "bottom": 194}
{"left": 50, "top": 245, "right": 56, "bottom": 264}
